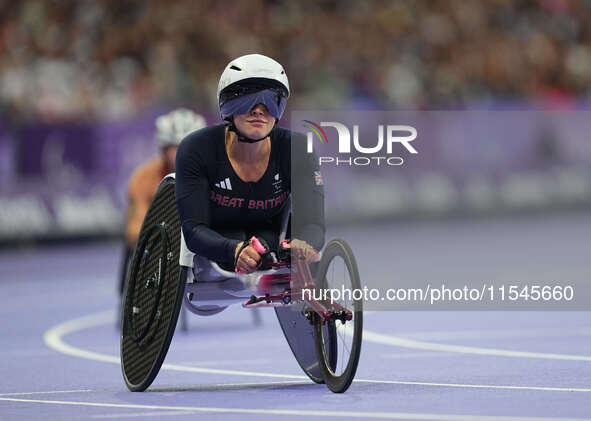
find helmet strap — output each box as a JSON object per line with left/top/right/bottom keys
{"left": 227, "top": 118, "right": 276, "bottom": 143}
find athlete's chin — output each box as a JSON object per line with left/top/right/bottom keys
{"left": 243, "top": 127, "right": 271, "bottom": 140}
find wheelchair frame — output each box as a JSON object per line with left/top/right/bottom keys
{"left": 121, "top": 174, "right": 361, "bottom": 393}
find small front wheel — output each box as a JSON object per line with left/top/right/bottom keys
{"left": 313, "top": 239, "right": 363, "bottom": 393}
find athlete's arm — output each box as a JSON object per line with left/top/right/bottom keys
{"left": 175, "top": 134, "right": 241, "bottom": 264}
{"left": 125, "top": 177, "right": 151, "bottom": 247}
{"left": 290, "top": 134, "right": 326, "bottom": 252}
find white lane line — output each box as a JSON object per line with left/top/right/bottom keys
{"left": 393, "top": 326, "right": 591, "bottom": 341}
{"left": 147, "top": 381, "right": 311, "bottom": 392}
{"left": 380, "top": 351, "right": 458, "bottom": 359}
{"left": 0, "top": 389, "right": 92, "bottom": 397}
{"left": 175, "top": 358, "right": 271, "bottom": 367}
{"left": 43, "top": 310, "right": 305, "bottom": 380}
{"left": 354, "top": 379, "right": 591, "bottom": 393}
{"left": 162, "top": 362, "right": 305, "bottom": 379}
{"left": 43, "top": 310, "right": 591, "bottom": 393}
{"left": 363, "top": 330, "right": 591, "bottom": 362}
{"left": 92, "top": 411, "right": 195, "bottom": 419}
{"left": 43, "top": 310, "right": 120, "bottom": 364}
{"left": 2, "top": 397, "right": 591, "bottom": 421}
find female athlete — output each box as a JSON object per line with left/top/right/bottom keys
{"left": 175, "top": 54, "right": 325, "bottom": 274}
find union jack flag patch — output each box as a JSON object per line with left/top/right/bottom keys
{"left": 314, "top": 171, "right": 324, "bottom": 186}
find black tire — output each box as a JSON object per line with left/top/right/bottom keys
{"left": 313, "top": 239, "right": 363, "bottom": 393}
{"left": 120, "top": 177, "right": 186, "bottom": 392}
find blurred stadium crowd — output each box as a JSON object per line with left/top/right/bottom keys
{"left": 1, "top": 1, "right": 590, "bottom": 242}
{"left": 1, "top": 0, "right": 591, "bottom": 123}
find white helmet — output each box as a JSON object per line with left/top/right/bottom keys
{"left": 155, "top": 108, "right": 207, "bottom": 148}
{"left": 217, "top": 54, "right": 290, "bottom": 111}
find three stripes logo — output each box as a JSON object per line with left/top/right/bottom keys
{"left": 214, "top": 177, "right": 232, "bottom": 190}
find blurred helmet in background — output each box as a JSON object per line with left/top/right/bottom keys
{"left": 155, "top": 108, "right": 207, "bottom": 148}
{"left": 217, "top": 54, "right": 290, "bottom": 121}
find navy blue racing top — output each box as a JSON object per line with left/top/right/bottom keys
{"left": 175, "top": 124, "right": 325, "bottom": 266}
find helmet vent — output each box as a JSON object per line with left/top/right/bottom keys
{"left": 230, "top": 65, "right": 242, "bottom": 71}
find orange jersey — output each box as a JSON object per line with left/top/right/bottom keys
{"left": 125, "top": 157, "right": 168, "bottom": 245}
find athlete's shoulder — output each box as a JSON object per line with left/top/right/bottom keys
{"left": 128, "top": 158, "right": 163, "bottom": 196}
{"left": 131, "top": 158, "right": 163, "bottom": 180}
{"left": 180, "top": 123, "right": 224, "bottom": 147}
{"left": 178, "top": 124, "right": 225, "bottom": 160}
{"left": 273, "top": 125, "right": 306, "bottom": 141}
{"left": 273, "top": 125, "right": 307, "bottom": 153}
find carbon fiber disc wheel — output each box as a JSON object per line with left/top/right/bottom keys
{"left": 275, "top": 307, "right": 337, "bottom": 384}
{"left": 120, "top": 177, "right": 185, "bottom": 392}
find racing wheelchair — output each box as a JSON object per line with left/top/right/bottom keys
{"left": 120, "top": 174, "right": 363, "bottom": 393}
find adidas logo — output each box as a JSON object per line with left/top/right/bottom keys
{"left": 214, "top": 177, "right": 232, "bottom": 190}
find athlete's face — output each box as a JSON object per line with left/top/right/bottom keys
{"left": 233, "top": 104, "right": 275, "bottom": 140}
{"left": 162, "top": 146, "right": 178, "bottom": 172}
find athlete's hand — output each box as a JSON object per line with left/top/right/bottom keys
{"left": 290, "top": 239, "right": 319, "bottom": 263}
{"left": 235, "top": 242, "right": 261, "bottom": 274}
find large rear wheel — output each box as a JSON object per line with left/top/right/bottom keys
{"left": 313, "top": 239, "right": 363, "bottom": 393}
{"left": 120, "top": 177, "right": 185, "bottom": 392}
